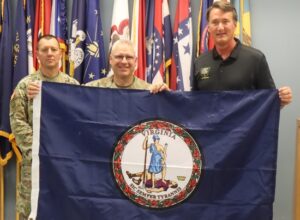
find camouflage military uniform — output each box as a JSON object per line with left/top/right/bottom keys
{"left": 85, "top": 75, "right": 150, "bottom": 90}
{"left": 9, "top": 70, "right": 79, "bottom": 217}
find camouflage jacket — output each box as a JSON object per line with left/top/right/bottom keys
{"left": 9, "top": 70, "right": 78, "bottom": 217}
{"left": 85, "top": 75, "right": 150, "bottom": 90}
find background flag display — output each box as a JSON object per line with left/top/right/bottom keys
{"left": 50, "top": 0, "right": 68, "bottom": 72}
{"left": 32, "top": 0, "right": 52, "bottom": 70}
{"left": 145, "top": 0, "right": 172, "bottom": 84}
{"left": 170, "top": 0, "right": 193, "bottom": 91}
{"left": 131, "top": 0, "right": 146, "bottom": 80}
{"left": 162, "top": 0, "right": 173, "bottom": 86}
{"left": 30, "top": 82, "right": 279, "bottom": 220}
{"left": 13, "top": 0, "right": 29, "bottom": 90}
{"left": 0, "top": 0, "right": 14, "bottom": 166}
{"left": 107, "top": 0, "right": 130, "bottom": 76}
{"left": 232, "top": 0, "right": 251, "bottom": 45}
{"left": 10, "top": 0, "right": 32, "bottom": 163}
{"left": 196, "top": 0, "right": 214, "bottom": 57}
{"left": 110, "top": 0, "right": 130, "bottom": 47}
{"left": 69, "top": 0, "right": 107, "bottom": 83}
{"left": 26, "top": 0, "right": 35, "bottom": 75}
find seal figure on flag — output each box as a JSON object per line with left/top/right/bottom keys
{"left": 112, "top": 119, "right": 202, "bottom": 209}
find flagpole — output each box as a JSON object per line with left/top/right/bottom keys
{"left": 15, "top": 159, "right": 21, "bottom": 220}
{"left": 10, "top": 136, "right": 22, "bottom": 220}
{"left": 294, "top": 118, "right": 300, "bottom": 220}
{"left": 0, "top": 165, "right": 4, "bottom": 220}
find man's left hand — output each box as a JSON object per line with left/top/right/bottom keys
{"left": 278, "top": 86, "right": 292, "bottom": 108}
{"left": 149, "top": 83, "right": 170, "bottom": 94}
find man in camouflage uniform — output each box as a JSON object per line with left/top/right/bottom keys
{"left": 85, "top": 39, "right": 169, "bottom": 93}
{"left": 10, "top": 35, "right": 79, "bottom": 219}
{"left": 15, "top": 38, "right": 168, "bottom": 219}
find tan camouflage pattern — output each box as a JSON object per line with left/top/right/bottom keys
{"left": 9, "top": 70, "right": 79, "bottom": 217}
{"left": 85, "top": 75, "right": 150, "bottom": 90}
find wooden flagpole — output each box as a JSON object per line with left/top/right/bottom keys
{"left": 0, "top": 166, "right": 4, "bottom": 220}
{"left": 15, "top": 159, "right": 21, "bottom": 220}
{"left": 294, "top": 118, "right": 300, "bottom": 220}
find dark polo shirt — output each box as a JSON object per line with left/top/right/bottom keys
{"left": 193, "top": 39, "right": 276, "bottom": 90}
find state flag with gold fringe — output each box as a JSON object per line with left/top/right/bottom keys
{"left": 30, "top": 82, "right": 279, "bottom": 220}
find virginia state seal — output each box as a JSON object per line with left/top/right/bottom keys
{"left": 112, "top": 119, "right": 202, "bottom": 209}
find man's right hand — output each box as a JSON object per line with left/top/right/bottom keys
{"left": 27, "top": 81, "right": 41, "bottom": 99}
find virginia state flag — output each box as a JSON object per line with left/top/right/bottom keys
{"left": 30, "top": 82, "right": 280, "bottom": 220}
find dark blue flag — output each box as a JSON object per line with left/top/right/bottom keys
{"left": 69, "top": 0, "right": 107, "bottom": 83}
{"left": 50, "top": 0, "right": 69, "bottom": 73}
{"left": 10, "top": 0, "right": 33, "bottom": 163}
{"left": 30, "top": 82, "right": 280, "bottom": 220}
{"left": 13, "top": 0, "right": 29, "bottom": 90}
{"left": 0, "top": 0, "right": 14, "bottom": 166}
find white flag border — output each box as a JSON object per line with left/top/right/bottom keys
{"left": 29, "top": 81, "right": 43, "bottom": 220}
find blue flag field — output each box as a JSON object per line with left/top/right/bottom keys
{"left": 30, "top": 82, "right": 280, "bottom": 220}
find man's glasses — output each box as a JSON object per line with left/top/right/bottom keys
{"left": 113, "top": 55, "right": 135, "bottom": 62}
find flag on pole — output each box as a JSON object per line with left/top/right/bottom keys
{"left": 69, "top": 0, "right": 107, "bottom": 84}
{"left": 0, "top": 5, "right": 2, "bottom": 38}
{"left": 232, "top": 0, "right": 251, "bottom": 45}
{"left": 26, "top": 0, "right": 35, "bottom": 74}
{"left": 0, "top": 0, "right": 14, "bottom": 166}
{"left": 107, "top": 0, "right": 130, "bottom": 76}
{"left": 32, "top": 0, "right": 52, "bottom": 70}
{"left": 170, "top": 0, "right": 193, "bottom": 91}
{"left": 10, "top": 0, "right": 33, "bottom": 163}
{"left": 196, "top": 0, "right": 214, "bottom": 57}
{"left": 110, "top": 0, "right": 130, "bottom": 47}
{"left": 13, "top": 0, "right": 29, "bottom": 89}
{"left": 50, "top": 0, "right": 68, "bottom": 72}
{"left": 131, "top": 0, "right": 146, "bottom": 80}
{"left": 162, "top": 0, "right": 173, "bottom": 87}
{"left": 145, "top": 0, "right": 172, "bottom": 84}
{"left": 30, "top": 82, "right": 280, "bottom": 220}
{"left": 146, "top": 0, "right": 164, "bottom": 84}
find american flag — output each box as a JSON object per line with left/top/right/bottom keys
{"left": 50, "top": 0, "right": 68, "bottom": 72}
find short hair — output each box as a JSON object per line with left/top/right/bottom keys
{"left": 206, "top": 1, "right": 238, "bottom": 22}
{"left": 36, "top": 34, "right": 60, "bottom": 50}
{"left": 110, "top": 39, "right": 136, "bottom": 56}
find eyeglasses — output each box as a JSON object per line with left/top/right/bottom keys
{"left": 113, "top": 55, "right": 135, "bottom": 62}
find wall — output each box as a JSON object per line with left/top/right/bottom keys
{"left": 251, "top": 0, "right": 300, "bottom": 219}
{"left": 4, "top": 0, "right": 300, "bottom": 219}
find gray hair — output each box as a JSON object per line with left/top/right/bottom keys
{"left": 110, "top": 39, "right": 136, "bottom": 57}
